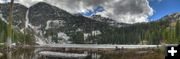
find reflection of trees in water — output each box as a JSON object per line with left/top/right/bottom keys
{"left": 0, "top": 48, "right": 35, "bottom": 59}
{"left": 6, "top": 51, "right": 12, "bottom": 59}
{"left": 0, "top": 50, "right": 11, "bottom": 59}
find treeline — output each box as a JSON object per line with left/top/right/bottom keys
{"left": 0, "top": 18, "right": 35, "bottom": 45}
{"left": 69, "top": 17, "right": 180, "bottom": 44}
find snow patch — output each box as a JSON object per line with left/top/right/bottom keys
{"left": 83, "top": 33, "right": 90, "bottom": 40}
{"left": 47, "top": 36, "right": 54, "bottom": 44}
{"left": 29, "top": 24, "right": 46, "bottom": 44}
{"left": 19, "top": 28, "right": 25, "bottom": 33}
{"left": 76, "top": 28, "right": 83, "bottom": 32}
{"left": 25, "top": 9, "right": 29, "bottom": 28}
{"left": 57, "top": 32, "right": 70, "bottom": 41}
{"left": 91, "top": 30, "right": 101, "bottom": 36}
{"left": 45, "top": 20, "right": 65, "bottom": 30}
{"left": 29, "top": 24, "right": 42, "bottom": 33}
{"left": 34, "top": 35, "right": 45, "bottom": 44}
{"left": 0, "top": 14, "right": 8, "bottom": 23}
{"left": 83, "top": 30, "right": 101, "bottom": 40}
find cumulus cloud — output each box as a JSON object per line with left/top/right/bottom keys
{"left": 0, "top": 0, "right": 43, "bottom": 7}
{"left": 101, "top": 0, "right": 153, "bottom": 23}
{"left": 0, "top": 0, "right": 153, "bottom": 24}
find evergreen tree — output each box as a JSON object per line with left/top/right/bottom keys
{"left": 176, "top": 20, "right": 180, "bottom": 43}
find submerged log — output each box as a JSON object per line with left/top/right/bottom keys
{"left": 39, "top": 51, "right": 88, "bottom": 58}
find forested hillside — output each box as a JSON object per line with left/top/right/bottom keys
{"left": 0, "top": 18, "right": 35, "bottom": 45}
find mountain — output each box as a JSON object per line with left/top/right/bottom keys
{"left": 0, "top": 3, "right": 28, "bottom": 28}
{"left": 0, "top": 2, "right": 180, "bottom": 45}
{"left": 91, "top": 15, "right": 130, "bottom": 27}
{"left": 28, "top": 2, "right": 123, "bottom": 44}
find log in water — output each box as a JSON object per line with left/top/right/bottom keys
{"left": 39, "top": 51, "right": 88, "bottom": 58}
{"left": 36, "top": 44, "right": 162, "bottom": 49}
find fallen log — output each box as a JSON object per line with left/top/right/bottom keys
{"left": 39, "top": 51, "right": 88, "bottom": 58}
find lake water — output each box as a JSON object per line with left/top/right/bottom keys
{"left": 0, "top": 48, "right": 99, "bottom": 59}
{"left": 0, "top": 48, "right": 35, "bottom": 59}
{"left": 0, "top": 45, "right": 164, "bottom": 59}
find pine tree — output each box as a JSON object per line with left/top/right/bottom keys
{"left": 176, "top": 20, "right": 180, "bottom": 43}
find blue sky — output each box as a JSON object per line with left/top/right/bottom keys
{"left": 148, "top": 0, "right": 180, "bottom": 21}
{"left": 81, "top": 6, "right": 105, "bottom": 16}
{"left": 81, "top": 0, "right": 180, "bottom": 22}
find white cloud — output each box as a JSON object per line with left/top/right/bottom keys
{"left": 0, "top": 0, "right": 10, "bottom": 3}
{"left": 100, "top": 0, "right": 153, "bottom": 23}
{"left": 0, "top": 0, "right": 44, "bottom": 7}
{"left": 0, "top": 0, "right": 153, "bottom": 24}
{"left": 16, "top": 0, "right": 44, "bottom": 7}
{"left": 44, "top": 0, "right": 153, "bottom": 23}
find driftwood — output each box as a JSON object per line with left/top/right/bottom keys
{"left": 39, "top": 51, "right": 88, "bottom": 58}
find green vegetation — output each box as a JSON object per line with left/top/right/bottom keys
{"left": 68, "top": 16, "right": 180, "bottom": 44}
{"left": 69, "top": 32, "right": 85, "bottom": 44}
{"left": 176, "top": 20, "right": 180, "bottom": 42}
{"left": 67, "top": 15, "right": 180, "bottom": 44}
{"left": 163, "top": 19, "right": 180, "bottom": 44}
{"left": 0, "top": 18, "right": 7, "bottom": 43}
{"left": 0, "top": 18, "right": 35, "bottom": 45}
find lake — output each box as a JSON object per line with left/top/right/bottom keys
{"left": 0, "top": 44, "right": 165, "bottom": 59}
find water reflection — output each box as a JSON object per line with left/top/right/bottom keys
{"left": 0, "top": 47, "right": 164, "bottom": 59}
{"left": 0, "top": 48, "right": 94, "bottom": 59}
{"left": 6, "top": 50, "right": 12, "bottom": 59}
{"left": 0, "top": 48, "right": 35, "bottom": 59}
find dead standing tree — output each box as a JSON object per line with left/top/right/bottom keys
{"left": 5, "top": 0, "right": 14, "bottom": 49}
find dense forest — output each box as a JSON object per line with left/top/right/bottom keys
{"left": 69, "top": 15, "right": 180, "bottom": 44}
{"left": 0, "top": 18, "right": 35, "bottom": 45}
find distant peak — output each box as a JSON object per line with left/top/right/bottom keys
{"left": 160, "top": 12, "right": 180, "bottom": 22}
{"left": 165, "top": 12, "right": 180, "bottom": 19}
{"left": 31, "top": 2, "right": 50, "bottom": 7}
{"left": 167, "top": 12, "right": 180, "bottom": 17}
